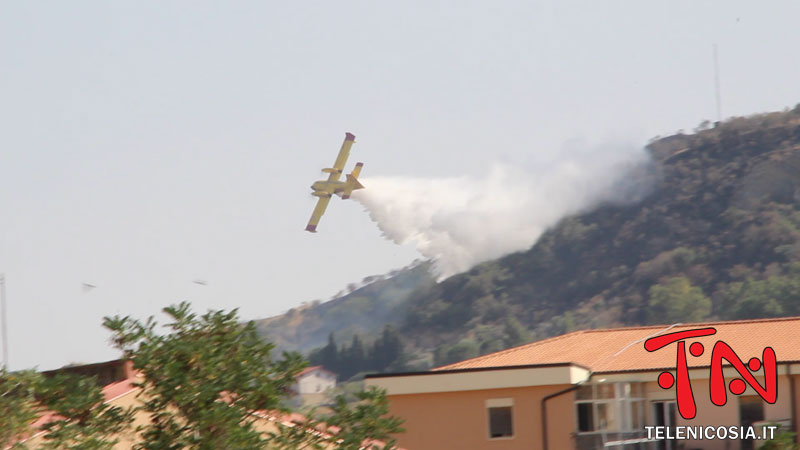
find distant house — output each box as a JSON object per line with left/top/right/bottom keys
{"left": 367, "top": 317, "right": 800, "bottom": 450}
{"left": 293, "top": 365, "right": 337, "bottom": 396}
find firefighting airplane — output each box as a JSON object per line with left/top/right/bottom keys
{"left": 305, "top": 132, "right": 364, "bottom": 232}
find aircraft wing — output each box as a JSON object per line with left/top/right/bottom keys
{"left": 305, "top": 195, "right": 332, "bottom": 232}
{"left": 327, "top": 132, "right": 356, "bottom": 182}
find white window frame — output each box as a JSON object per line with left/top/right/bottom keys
{"left": 574, "top": 382, "right": 646, "bottom": 434}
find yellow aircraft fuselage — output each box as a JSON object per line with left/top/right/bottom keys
{"left": 305, "top": 133, "right": 365, "bottom": 232}
{"left": 310, "top": 179, "right": 347, "bottom": 196}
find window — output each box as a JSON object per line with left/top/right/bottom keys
{"left": 486, "top": 398, "right": 513, "bottom": 439}
{"left": 652, "top": 401, "right": 677, "bottom": 450}
{"left": 578, "top": 403, "right": 594, "bottom": 432}
{"left": 575, "top": 382, "right": 647, "bottom": 450}
{"left": 575, "top": 383, "right": 645, "bottom": 433}
{"left": 739, "top": 396, "right": 764, "bottom": 450}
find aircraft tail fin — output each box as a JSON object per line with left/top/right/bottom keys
{"left": 350, "top": 162, "right": 363, "bottom": 179}
{"left": 341, "top": 162, "right": 364, "bottom": 199}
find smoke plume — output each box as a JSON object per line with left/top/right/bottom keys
{"left": 352, "top": 142, "right": 656, "bottom": 280}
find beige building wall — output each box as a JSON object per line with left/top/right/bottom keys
{"left": 387, "top": 384, "right": 575, "bottom": 450}
{"left": 386, "top": 373, "right": 797, "bottom": 450}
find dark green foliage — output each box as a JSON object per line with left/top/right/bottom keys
{"left": 370, "top": 326, "right": 404, "bottom": 373}
{"left": 433, "top": 339, "right": 479, "bottom": 367}
{"left": 310, "top": 326, "right": 407, "bottom": 380}
{"left": 323, "top": 387, "right": 404, "bottom": 450}
{"left": 268, "top": 387, "right": 404, "bottom": 450}
{"left": 1, "top": 369, "right": 134, "bottom": 450}
{"left": 718, "top": 264, "right": 800, "bottom": 319}
{"left": 2, "top": 309, "right": 402, "bottom": 449}
{"left": 647, "top": 277, "right": 712, "bottom": 324}
{"left": 0, "top": 369, "right": 41, "bottom": 449}
{"left": 104, "top": 302, "right": 403, "bottom": 449}
{"left": 314, "top": 332, "right": 339, "bottom": 374}
{"left": 760, "top": 430, "right": 800, "bottom": 450}
{"left": 104, "top": 302, "right": 305, "bottom": 449}
{"left": 344, "top": 335, "right": 366, "bottom": 376}
{"left": 503, "top": 317, "right": 531, "bottom": 347}
{"left": 35, "top": 373, "right": 135, "bottom": 450}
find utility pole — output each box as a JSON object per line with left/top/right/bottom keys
{"left": 0, "top": 274, "right": 7, "bottom": 368}
{"left": 713, "top": 44, "right": 722, "bottom": 122}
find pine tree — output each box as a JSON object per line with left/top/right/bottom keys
{"left": 321, "top": 332, "right": 339, "bottom": 373}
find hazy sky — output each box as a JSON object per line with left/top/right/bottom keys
{"left": 2, "top": 1, "right": 799, "bottom": 370}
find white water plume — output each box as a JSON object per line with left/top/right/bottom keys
{"left": 351, "top": 141, "right": 656, "bottom": 280}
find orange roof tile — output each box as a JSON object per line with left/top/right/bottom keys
{"left": 295, "top": 365, "right": 335, "bottom": 378}
{"left": 436, "top": 316, "right": 800, "bottom": 373}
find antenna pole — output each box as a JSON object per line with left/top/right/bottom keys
{"left": 0, "top": 274, "right": 7, "bottom": 369}
{"left": 713, "top": 44, "right": 722, "bottom": 121}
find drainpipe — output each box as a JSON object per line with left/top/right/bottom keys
{"left": 790, "top": 365, "right": 797, "bottom": 444}
{"left": 541, "top": 371, "right": 592, "bottom": 450}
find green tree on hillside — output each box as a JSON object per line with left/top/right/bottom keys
{"left": 720, "top": 271, "right": 800, "bottom": 320}
{"left": 433, "top": 339, "right": 480, "bottom": 367}
{"left": 647, "top": 276, "right": 712, "bottom": 324}
{"left": 309, "top": 326, "right": 407, "bottom": 380}
{"left": 321, "top": 332, "right": 338, "bottom": 370}
{"left": 346, "top": 335, "right": 367, "bottom": 375}
{"left": 503, "top": 317, "right": 531, "bottom": 347}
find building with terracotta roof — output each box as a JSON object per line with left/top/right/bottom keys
{"left": 366, "top": 316, "right": 800, "bottom": 450}
{"left": 293, "top": 365, "right": 337, "bottom": 394}
{"left": 18, "top": 360, "right": 392, "bottom": 449}
{"left": 291, "top": 365, "right": 337, "bottom": 407}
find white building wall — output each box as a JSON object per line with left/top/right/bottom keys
{"left": 296, "top": 369, "right": 336, "bottom": 394}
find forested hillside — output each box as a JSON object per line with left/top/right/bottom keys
{"left": 257, "top": 106, "right": 800, "bottom": 375}
{"left": 254, "top": 261, "right": 434, "bottom": 354}
{"left": 403, "top": 107, "right": 800, "bottom": 365}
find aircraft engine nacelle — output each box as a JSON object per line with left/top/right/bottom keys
{"left": 312, "top": 191, "right": 331, "bottom": 198}
{"left": 321, "top": 168, "right": 341, "bottom": 174}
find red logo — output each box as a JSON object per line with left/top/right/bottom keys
{"left": 644, "top": 327, "right": 777, "bottom": 419}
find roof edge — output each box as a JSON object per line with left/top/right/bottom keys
{"left": 365, "top": 361, "right": 591, "bottom": 379}
{"left": 581, "top": 315, "right": 800, "bottom": 334}
{"left": 433, "top": 315, "right": 800, "bottom": 372}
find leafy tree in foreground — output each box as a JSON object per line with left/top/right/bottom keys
{"left": 1, "top": 369, "right": 132, "bottom": 450}
{"left": 324, "top": 387, "right": 403, "bottom": 449}
{"left": 35, "top": 373, "right": 135, "bottom": 450}
{"left": 104, "top": 302, "right": 402, "bottom": 449}
{"left": 268, "top": 387, "right": 404, "bottom": 450}
{"left": 0, "top": 369, "right": 40, "bottom": 449}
